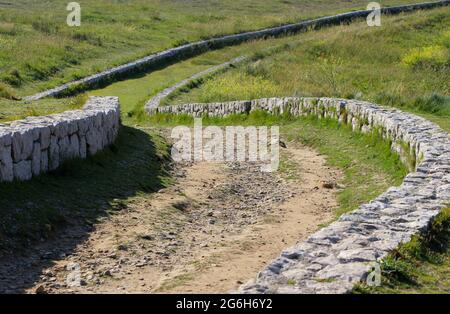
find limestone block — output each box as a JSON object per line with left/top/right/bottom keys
{"left": 40, "top": 150, "right": 49, "bottom": 174}
{"left": 12, "top": 129, "right": 34, "bottom": 162}
{"left": 32, "top": 142, "right": 41, "bottom": 176}
{"left": 86, "top": 129, "right": 99, "bottom": 155}
{"left": 67, "top": 118, "right": 79, "bottom": 134}
{"left": 39, "top": 126, "right": 51, "bottom": 150}
{"left": 0, "top": 145, "right": 14, "bottom": 182}
{"left": 79, "top": 136, "right": 87, "bottom": 159}
{"left": 13, "top": 160, "right": 32, "bottom": 181}
{"left": 58, "top": 136, "right": 70, "bottom": 160}
{"left": 69, "top": 133, "right": 80, "bottom": 159}
{"left": 49, "top": 135, "right": 60, "bottom": 171}
{"left": 0, "top": 131, "right": 12, "bottom": 146}
{"left": 53, "top": 120, "right": 69, "bottom": 138}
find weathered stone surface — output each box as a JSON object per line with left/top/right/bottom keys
{"left": 49, "top": 135, "right": 60, "bottom": 171}
{"left": 0, "top": 144, "right": 13, "bottom": 182}
{"left": 13, "top": 160, "right": 32, "bottom": 181}
{"left": 79, "top": 136, "right": 87, "bottom": 159}
{"left": 40, "top": 150, "right": 49, "bottom": 174}
{"left": 0, "top": 97, "right": 120, "bottom": 182}
{"left": 40, "top": 127, "right": 51, "bottom": 150}
{"left": 31, "top": 142, "right": 41, "bottom": 176}
{"left": 12, "top": 129, "right": 33, "bottom": 162}
{"left": 150, "top": 96, "right": 450, "bottom": 294}
{"left": 69, "top": 134, "right": 80, "bottom": 159}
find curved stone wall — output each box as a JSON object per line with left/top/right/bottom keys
{"left": 144, "top": 56, "right": 247, "bottom": 111}
{"left": 0, "top": 97, "right": 120, "bottom": 182}
{"left": 24, "top": 0, "right": 449, "bottom": 101}
{"left": 149, "top": 97, "right": 450, "bottom": 293}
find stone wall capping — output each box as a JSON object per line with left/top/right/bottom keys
{"left": 0, "top": 96, "right": 120, "bottom": 183}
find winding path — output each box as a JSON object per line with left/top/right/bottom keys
{"left": 2, "top": 0, "right": 448, "bottom": 294}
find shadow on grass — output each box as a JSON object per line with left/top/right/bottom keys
{"left": 0, "top": 125, "right": 172, "bottom": 293}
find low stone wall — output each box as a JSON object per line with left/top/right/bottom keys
{"left": 24, "top": 1, "right": 449, "bottom": 101}
{"left": 0, "top": 97, "right": 120, "bottom": 182}
{"left": 144, "top": 56, "right": 247, "bottom": 111}
{"left": 149, "top": 97, "right": 450, "bottom": 293}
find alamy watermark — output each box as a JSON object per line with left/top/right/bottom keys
{"left": 67, "top": 2, "right": 81, "bottom": 27}
{"left": 366, "top": 262, "right": 382, "bottom": 287}
{"left": 367, "top": 2, "right": 382, "bottom": 27}
{"left": 171, "top": 119, "right": 280, "bottom": 172}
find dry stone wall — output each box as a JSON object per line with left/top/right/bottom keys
{"left": 24, "top": 0, "right": 449, "bottom": 101}
{"left": 0, "top": 97, "right": 120, "bottom": 182}
{"left": 145, "top": 56, "right": 247, "bottom": 111}
{"left": 149, "top": 97, "right": 450, "bottom": 293}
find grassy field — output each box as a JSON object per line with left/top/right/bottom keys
{"left": 1, "top": 5, "right": 448, "bottom": 127}
{"left": 0, "top": 94, "right": 87, "bottom": 123}
{"left": 0, "top": 0, "right": 426, "bottom": 98}
{"left": 170, "top": 7, "right": 450, "bottom": 131}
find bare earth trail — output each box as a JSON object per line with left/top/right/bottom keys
{"left": 0, "top": 131, "right": 341, "bottom": 294}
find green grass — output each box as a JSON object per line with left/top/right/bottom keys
{"left": 283, "top": 117, "right": 408, "bottom": 216}
{"left": 354, "top": 207, "right": 450, "bottom": 294}
{"left": 0, "top": 126, "right": 172, "bottom": 253}
{"left": 0, "top": 0, "right": 425, "bottom": 97}
{"left": 0, "top": 1, "right": 447, "bottom": 294}
{"left": 88, "top": 37, "right": 311, "bottom": 119}
{"left": 170, "top": 7, "right": 450, "bottom": 131}
{"left": 138, "top": 111, "right": 408, "bottom": 216}
{"left": 0, "top": 94, "right": 87, "bottom": 123}
{"left": 2, "top": 6, "right": 448, "bottom": 129}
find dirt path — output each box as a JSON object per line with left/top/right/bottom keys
{"left": 0, "top": 137, "right": 341, "bottom": 294}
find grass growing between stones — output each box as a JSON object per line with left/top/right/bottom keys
{"left": 0, "top": 126, "right": 172, "bottom": 254}
{"left": 139, "top": 110, "right": 408, "bottom": 217}
{"left": 354, "top": 207, "right": 450, "bottom": 294}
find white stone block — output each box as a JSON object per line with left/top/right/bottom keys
{"left": 40, "top": 126, "right": 51, "bottom": 150}
{"left": 12, "top": 129, "right": 34, "bottom": 162}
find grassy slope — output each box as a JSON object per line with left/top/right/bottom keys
{"left": 354, "top": 207, "right": 449, "bottom": 294}
{"left": 1, "top": 6, "right": 448, "bottom": 126}
{"left": 171, "top": 7, "right": 450, "bottom": 131}
{"left": 0, "top": 0, "right": 424, "bottom": 96}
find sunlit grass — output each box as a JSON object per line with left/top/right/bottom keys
{"left": 0, "top": 0, "right": 429, "bottom": 97}
{"left": 172, "top": 7, "right": 450, "bottom": 130}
